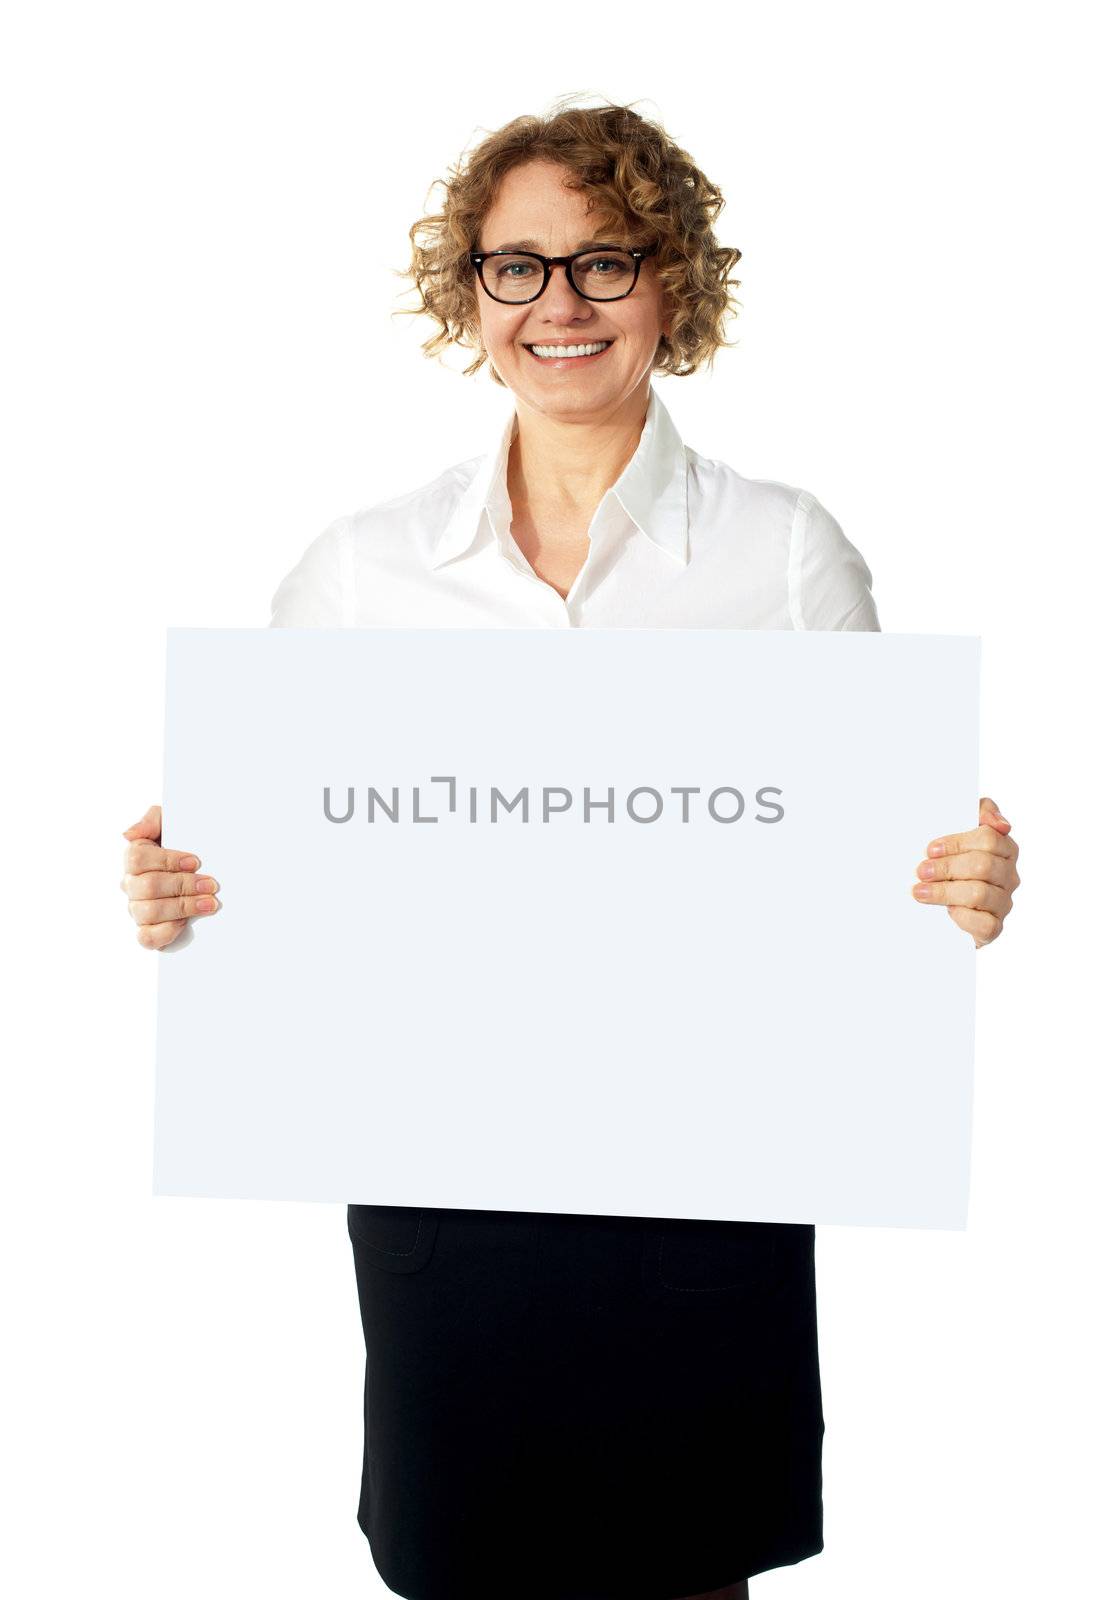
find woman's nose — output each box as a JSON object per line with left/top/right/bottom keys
{"left": 539, "top": 264, "right": 594, "bottom": 317}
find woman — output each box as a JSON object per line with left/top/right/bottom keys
{"left": 121, "top": 103, "right": 1021, "bottom": 1600}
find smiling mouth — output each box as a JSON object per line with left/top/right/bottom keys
{"left": 522, "top": 338, "right": 615, "bottom": 362}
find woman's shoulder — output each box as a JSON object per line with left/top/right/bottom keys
{"left": 687, "top": 443, "right": 817, "bottom": 517}
{"left": 267, "top": 453, "right": 482, "bottom": 627}
{"left": 687, "top": 447, "right": 881, "bottom": 632}
{"left": 348, "top": 453, "right": 480, "bottom": 531}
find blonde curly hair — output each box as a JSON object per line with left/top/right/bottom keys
{"left": 393, "top": 97, "right": 743, "bottom": 386}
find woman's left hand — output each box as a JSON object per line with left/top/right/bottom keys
{"left": 912, "top": 796, "right": 1021, "bottom": 949}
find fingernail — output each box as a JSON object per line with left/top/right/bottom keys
{"left": 195, "top": 896, "right": 219, "bottom": 913}
{"left": 918, "top": 862, "right": 936, "bottom": 879}
{"left": 914, "top": 885, "right": 933, "bottom": 899}
{"left": 195, "top": 876, "right": 218, "bottom": 893}
{"left": 179, "top": 855, "right": 200, "bottom": 871}
{"left": 928, "top": 842, "right": 945, "bottom": 857}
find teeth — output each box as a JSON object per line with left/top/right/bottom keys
{"left": 529, "top": 341, "right": 610, "bottom": 359}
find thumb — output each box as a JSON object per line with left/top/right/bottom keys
{"left": 122, "top": 802, "right": 162, "bottom": 843}
{"left": 979, "top": 795, "right": 1011, "bottom": 835}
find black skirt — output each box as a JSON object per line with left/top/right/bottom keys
{"left": 347, "top": 1204, "right": 825, "bottom": 1600}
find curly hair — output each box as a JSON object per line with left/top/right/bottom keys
{"left": 392, "top": 96, "right": 742, "bottom": 386}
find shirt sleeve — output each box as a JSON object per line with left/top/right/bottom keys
{"left": 789, "top": 489, "right": 880, "bottom": 633}
{"left": 268, "top": 516, "right": 354, "bottom": 628}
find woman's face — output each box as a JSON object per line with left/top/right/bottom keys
{"left": 473, "top": 158, "right": 670, "bottom": 423}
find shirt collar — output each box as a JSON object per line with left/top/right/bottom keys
{"left": 429, "top": 385, "right": 689, "bottom": 570}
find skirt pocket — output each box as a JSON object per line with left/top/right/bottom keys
{"left": 641, "top": 1217, "right": 809, "bottom": 1306}
{"left": 346, "top": 1204, "right": 440, "bottom": 1274}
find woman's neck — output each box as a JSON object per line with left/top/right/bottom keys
{"left": 506, "top": 389, "right": 649, "bottom": 528}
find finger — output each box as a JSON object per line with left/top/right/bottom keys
{"left": 927, "top": 822, "right": 1016, "bottom": 861}
{"left": 978, "top": 796, "right": 1014, "bottom": 845}
{"left": 979, "top": 811, "right": 1013, "bottom": 837}
{"left": 978, "top": 796, "right": 1011, "bottom": 830}
{"left": 124, "top": 869, "right": 219, "bottom": 901}
{"left": 122, "top": 803, "right": 162, "bottom": 842}
{"left": 123, "top": 837, "right": 203, "bottom": 876}
{"left": 128, "top": 892, "right": 221, "bottom": 927}
{"left": 914, "top": 850, "right": 1017, "bottom": 890}
{"left": 947, "top": 904, "right": 1002, "bottom": 948}
{"left": 911, "top": 876, "right": 1014, "bottom": 917}
{"left": 982, "top": 824, "right": 1021, "bottom": 863}
{"left": 136, "top": 919, "right": 190, "bottom": 951}
{"left": 978, "top": 806, "right": 1013, "bottom": 844}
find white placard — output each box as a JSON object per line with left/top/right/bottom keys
{"left": 154, "top": 627, "right": 979, "bottom": 1229}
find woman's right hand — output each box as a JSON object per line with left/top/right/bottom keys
{"left": 120, "top": 803, "right": 221, "bottom": 950}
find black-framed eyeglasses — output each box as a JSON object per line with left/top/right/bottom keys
{"left": 468, "top": 244, "right": 655, "bottom": 304}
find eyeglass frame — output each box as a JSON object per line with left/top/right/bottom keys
{"left": 468, "top": 244, "right": 656, "bottom": 304}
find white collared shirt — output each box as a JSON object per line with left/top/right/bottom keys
{"left": 269, "top": 385, "right": 879, "bottom": 633}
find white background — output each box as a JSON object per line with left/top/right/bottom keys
{"left": 2, "top": 2, "right": 1095, "bottom": 1596}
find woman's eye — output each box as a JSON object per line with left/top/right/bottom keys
{"left": 578, "top": 256, "right": 628, "bottom": 279}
